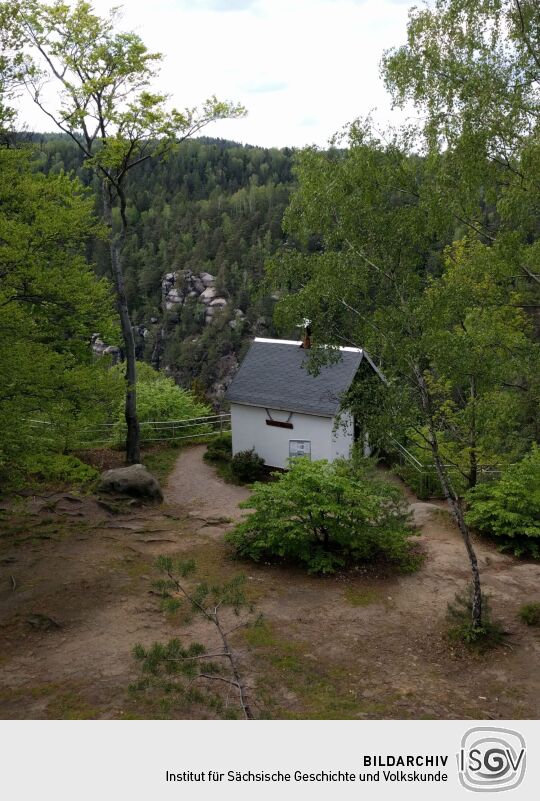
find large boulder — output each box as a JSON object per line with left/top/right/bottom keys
{"left": 98, "top": 464, "right": 163, "bottom": 501}
{"left": 199, "top": 286, "right": 218, "bottom": 304}
{"left": 199, "top": 271, "right": 215, "bottom": 287}
{"left": 210, "top": 297, "right": 228, "bottom": 308}
{"left": 165, "top": 287, "right": 184, "bottom": 309}
{"left": 191, "top": 275, "right": 205, "bottom": 294}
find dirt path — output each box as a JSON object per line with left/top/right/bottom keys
{"left": 164, "top": 444, "right": 250, "bottom": 520}
{"left": 0, "top": 445, "right": 539, "bottom": 720}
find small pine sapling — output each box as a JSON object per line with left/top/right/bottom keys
{"left": 133, "top": 558, "right": 258, "bottom": 719}
{"left": 447, "top": 584, "right": 507, "bottom": 651}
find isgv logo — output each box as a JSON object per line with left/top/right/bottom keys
{"left": 458, "top": 727, "right": 526, "bottom": 792}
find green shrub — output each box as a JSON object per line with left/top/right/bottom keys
{"left": 203, "top": 433, "right": 232, "bottom": 464}
{"left": 465, "top": 446, "right": 540, "bottom": 557}
{"left": 230, "top": 448, "right": 265, "bottom": 483}
{"left": 226, "top": 457, "right": 416, "bottom": 574}
{"left": 24, "top": 453, "right": 98, "bottom": 486}
{"left": 112, "top": 363, "right": 211, "bottom": 445}
{"left": 519, "top": 602, "right": 540, "bottom": 626}
{"left": 447, "top": 585, "right": 506, "bottom": 650}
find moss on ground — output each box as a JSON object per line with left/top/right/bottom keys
{"left": 242, "top": 620, "right": 394, "bottom": 719}
{"left": 0, "top": 683, "right": 99, "bottom": 720}
{"left": 142, "top": 444, "right": 181, "bottom": 484}
{"left": 343, "top": 586, "right": 380, "bottom": 607}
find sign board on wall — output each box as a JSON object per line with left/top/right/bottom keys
{"left": 289, "top": 440, "right": 311, "bottom": 459}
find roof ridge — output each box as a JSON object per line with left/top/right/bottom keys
{"left": 253, "top": 337, "right": 301, "bottom": 345}
{"left": 253, "top": 337, "right": 362, "bottom": 353}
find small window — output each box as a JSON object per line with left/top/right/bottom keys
{"left": 289, "top": 440, "right": 311, "bottom": 459}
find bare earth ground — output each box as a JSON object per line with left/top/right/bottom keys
{"left": 0, "top": 444, "right": 539, "bottom": 719}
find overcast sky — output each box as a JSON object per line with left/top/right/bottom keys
{"left": 19, "top": 0, "right": 416, "bottom": 148}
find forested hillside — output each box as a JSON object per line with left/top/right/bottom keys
{"left": 33, "top": 135, "right": 295, "bottom": 399}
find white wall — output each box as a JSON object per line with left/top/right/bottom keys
{"left": 230, "top": 403, "right": 354, "bottom": 469}
{"left": 331, "top": 411, "right": 354, "bottom": 461}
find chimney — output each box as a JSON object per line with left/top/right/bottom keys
{"left": 300, "top": 323, "right": 312, "bottom": 350}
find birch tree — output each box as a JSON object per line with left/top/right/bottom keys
{"left": 9, "top": 0, "right": 245, "bottom": 463}
{"left": 267, "top": 0, "right": 540, "bottom": 634}
{"left": 267, "top": 123, "right": 536, "bottom": 631}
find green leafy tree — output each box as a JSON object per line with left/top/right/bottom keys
{"left": 268, "top": 1, "right": 540, "bottom": 631}
{"left": 9, "top": 0, "right": 245, "bottom": 463}
{"left": 268, "top": 126, "right": 538, "bottom": 628}
{"left": 417, "top": 238, "right": 539, "bottom": 487}
{"left": 383, "top": 0, "right": 539, "bottom": 153}
{"left": 378, "top": 0, "right": 539, "bottom": 626}
{"left": 0, "top": 145, "right": 117, "bottom": 483}
{"left": 226, "top": 457, "right": 416, "bottom": 574}
{"left": 465, "top": 445, "right": 540, "bottom": 556}
{"left": 382, "top": 0, "right": 540, "bottom": 290}
{"left": 0, "top": 2, "right": 24, "bottom": 137}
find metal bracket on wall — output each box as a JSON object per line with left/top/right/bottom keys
{"left": 265, "top": 409, "right": 294, "bottom": 429}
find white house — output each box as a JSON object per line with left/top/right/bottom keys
{"left": 225, "top": 337, "right": 383, "bottom": 469}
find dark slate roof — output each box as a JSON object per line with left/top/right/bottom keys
{"left": 225, "top": 339, "right": 366, "bottom": 417}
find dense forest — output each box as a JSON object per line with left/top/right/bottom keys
{"left": 33, "top": 134, "right": 295, "bottom": 395}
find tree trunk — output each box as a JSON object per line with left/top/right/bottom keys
{"left": 415, "top": 367, "right": 482, "bottom": 628}
{"left": 468, "top": 447, "right": 478, "bottom": 489}
{"left": 217, "top": 619, "right": 254, "bottom": 720}
{"left": 102, "top": 182, "right": 140, "bottom": 464}
{"left": 431, "top": 447, "right": 482, "bottom": 628}
{"left": 468, "top": 376, "right": 478, "bottom": 489}
{"left": 322, "top": 527, "right": 329, "bottom": 549}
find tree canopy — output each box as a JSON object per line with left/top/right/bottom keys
{"left": 0, "top": 145, "right": 117, "bottom": 482}
{"left": 5, "top": 0, "right": 246, "bottom": 462}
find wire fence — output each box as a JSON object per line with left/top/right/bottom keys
{"left": 25, "top": 418, "right": 503, "bottom": 498}
{"left": 388, "top": 438, "right": 503, "bottom": 498}
{"left": 25, "top": 413, "right": 231, "bottom": 448}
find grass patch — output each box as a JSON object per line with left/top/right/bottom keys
{"left": 208, "top": 457, "right": 260, "bottom": 486}
{"left": 142, "top": 444, "right": 181, "bottom": 484}
{"left": 142, "top": 436, "right": 230, "bottom": 484}
{"left": 0, "top": 683, "right": 99, "bottom": 720}
{"left": 518, "top": 602, "right": 540, "bottom": 626}
{"left": 110, "top": 553, "right": 152, "bottom": 582}
{"left": 46, "top": 690, "right": 99, "bottom": 720}
{"left": 162, "top": 540, "right": 267, "bottom": 606}
{"left": 1, "top": 454, "right": 99, "bottom": 496}
{"left": 0, "top": 683, "right": 58, "bottom": 706}
{"left": 242, "top": 620, "right": 375, "bottom": 719}
{"left": 447, "top": 586, "right": 507, "bottom": 652}
{"left": 212, "top": 461, "right": 277, "bottom": 486}
{"left": 343, "top": 585, "right": 380, "bottom": 607}
{"left": 0, "top": 513, "right": 90, "bottom": 549}
{"left": 179, "top": 542, "right": 235, "bottom": 583}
